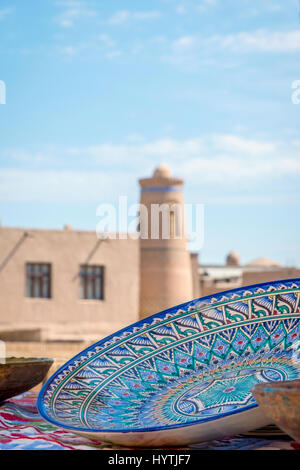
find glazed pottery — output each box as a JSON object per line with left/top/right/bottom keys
{"left": 38, "top": 279, "right": 300, "bottom": 447}
{"left": 0, "top": 357, "right": 53, "bottom": 402}
{"left": 252, "top": 379, "right": 300, "bottom": 442}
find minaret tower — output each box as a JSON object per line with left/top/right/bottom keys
{"left": 138, "top": 164, "right": 193, "bottom": 319}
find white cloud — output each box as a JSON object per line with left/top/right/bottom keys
{"left": 125, "top": 134, "right": 145, "bottom": 144}
{"left": 98, "top": 34, "right": 115, "bottom": 48}
{"left": 2, "top": 134, "right": 299, "bottom": 204}
{"left": 0, "top": 7, "right": 14, "bottom": 20}
{"left": 67, "top": 137, "right": 205, "bottom": 165}
{"left": 97, "top": 34, "right": 122, "bottom": 58}
{"left": 211, "top": 135, "right": 276, "bottom": 154}
{"left": 166, "top": 29, "right": 300, "bottom": 67}
{"left": 109, "top": 10, "right": 161, "bottom": 25}
{"left": 173, "top": 36, "right": 196, "bottom": 49}
{"left": 176, "top": 5, "right": 187, "bottom": 15}
{"left": 0, "top": 169, "right": 120, "bottom": 203}
{"left": 59, "top": 45, "right": 78, "bottom": 55}
{"left": 197, "top": 0, "right": 217, "bottom": 11}
{"left": 105, "top": 49, "right": 122, "bottom": 59}
{"left": 172, "top": 0, "right": 217, "bottom": 15}
{"left": 108, "top": 10, "right": 129, "bottom": 25}
{"left": 208, "top": 30, "right": 300, "bottom": 53}
{"left": 55, "top": 0, "right": 98, "bottom": 28}
{"left": 179, "top": 155, "right": 300, "bottom": 185}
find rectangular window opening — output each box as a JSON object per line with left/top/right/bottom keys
{"left": 26, "top": 263, "right": 51, "bottom": 299}
{"left": 79, "top": 265, "right": 104, "bottom": 300}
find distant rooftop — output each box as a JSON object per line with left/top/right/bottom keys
{"left": 245, "top": 257, "right": 282, "bottom": 268}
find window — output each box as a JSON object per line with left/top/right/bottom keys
{"left": 26, "top": 263, "right": 51, "bottom": 298}
{"left": 168, "top": 202, "right": 182, "bottom": 239}
{"left": 170, "top": 210, "right": 175, "bottom": 239}
{"left": 79, "top": 265, "right": 104, "bottom": 300}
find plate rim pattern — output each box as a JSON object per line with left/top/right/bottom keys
{"left": 37, "top": 278, "right": 300, "bottom": 434}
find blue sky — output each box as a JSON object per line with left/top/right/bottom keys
{"left": 0, "top": 0, "right": 300, "bottom": 266}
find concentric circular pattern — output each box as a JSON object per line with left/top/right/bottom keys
{"left": 138, "top": 353, "right": 297, "bottom": 429}
{"left": 38, "top": 279, "right": 300, "bottom": 437}
{"left": 84, "top": 344, "right": 299, "bottom": 431}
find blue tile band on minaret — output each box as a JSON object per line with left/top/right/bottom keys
{"left": 141, "top": 187, "right": 181, "bottom": 192}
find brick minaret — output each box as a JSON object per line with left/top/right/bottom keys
{"left": 139, "top": 165, "right": 193, "bottom": 319}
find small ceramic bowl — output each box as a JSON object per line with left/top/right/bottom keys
{"left": 0, "top": 357, "right": 53, "bottom": 402}
{"left": 252, "top": 380, "right": 300, "bottom": 443}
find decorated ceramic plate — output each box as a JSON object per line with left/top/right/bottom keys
{"left": 38, "top": 279, "right": 300, "bottom": 447}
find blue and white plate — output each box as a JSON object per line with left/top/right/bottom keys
{"left": 38, "top": 279, "right": 300, "bottom": 447}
